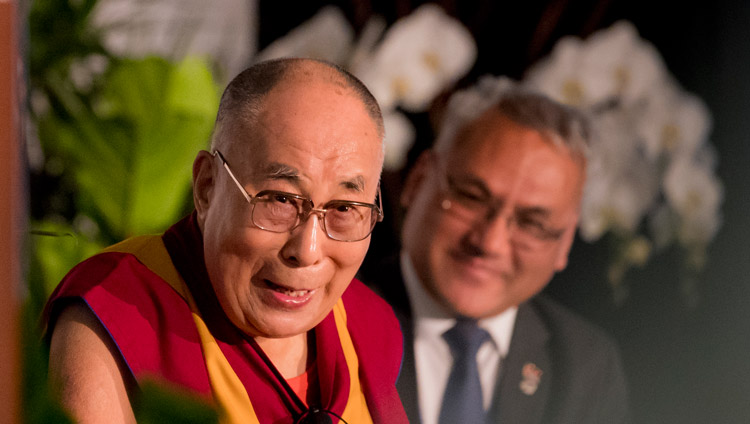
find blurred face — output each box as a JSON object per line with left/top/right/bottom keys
{"left": 401, "top": 111, "right": 584, "bottom": 319}
{"left": 193, "top": 77, "right": 383, "bottom": 340}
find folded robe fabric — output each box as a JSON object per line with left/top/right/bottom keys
{"left": 44, "top": 213, "right": 408, "bottom": 424}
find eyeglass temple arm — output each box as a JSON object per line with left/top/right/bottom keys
{"left": 212, "top": 150, "right": 253, "bottom": 203}
{"left": 376, "top": 187, "right": 385, "bottom": 222}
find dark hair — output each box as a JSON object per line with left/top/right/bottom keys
{"left": 435, "top": 76, "right": 590, "bottom": 164}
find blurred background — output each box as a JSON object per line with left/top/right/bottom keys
{"left": 7, "top": 0, "right": 750, "bottom": 422}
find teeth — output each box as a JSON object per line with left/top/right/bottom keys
{"left": 266, "top": 280, "right": 313, "bottom": 298}
{"left": 282, "top": 289, "right": 310, "bottom": 297}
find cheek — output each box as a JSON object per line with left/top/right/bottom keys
{"left": 205, "top": 226, "right": 277, "bottom": 288}
{"left": 319, "top": 241, "right": 370, "bottom": 311}
{"left": 404, "top": 194, "right": 457, "bottom": 251}
{"left": 408, "top": 211, "right": 468, "bottom": 290}
{"left": 331, "top": 239, "right": 370, "bottom": 277}
{"left": 515, "top": 252, "right": 558, "bottom": 288}
{"left": 426, "top": 214, "right": 468, "bottom": 259}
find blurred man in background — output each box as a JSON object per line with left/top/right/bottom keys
{"left": 361, "top": 76, "right": 630, "bottom": 424}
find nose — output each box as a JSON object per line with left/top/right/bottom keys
{"left": 281, "top": 213, "right": 325, "bottom": 267}
{"left": 464, "top": 210, "right": 514, "bottom": 258}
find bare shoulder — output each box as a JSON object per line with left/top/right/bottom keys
{"left": 48, "top": 302, "right": 137, "bottom": 424}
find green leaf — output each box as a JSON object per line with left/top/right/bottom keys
{"left": 37, "top": 56, "right": 220, "bottom": 240}
{"left": 30, "top": 221, "right": 105, "bottom": 297}
{"left": 166, "top": 55, "right": 222, "bottom": 117}
{"left": 133, "top": 380, "right": 218, "bottom": 424}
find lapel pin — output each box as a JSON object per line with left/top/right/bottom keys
{"left": 519, "top": 362, "right": 543, "bottom": 396}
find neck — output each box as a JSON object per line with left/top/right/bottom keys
{"left": 255, "top": 331, "right": 315, "bottom": 379}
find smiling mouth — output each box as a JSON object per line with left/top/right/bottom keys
{"left": 265, "top": 279, "right": 315, "bottom": 298}
{"left": 450, "top": 252, "right": 512, "bottom": 279}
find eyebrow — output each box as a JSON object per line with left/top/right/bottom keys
{"left": 450, "top": 174, "right": 493, "bottom": 197}
{"left": 342, "top": 175, "right": 366, "bottom": 192}
{"left": 262, "top": 162, "right": 366, "bottom": 192}
{"left": 264, "top": 162, "right": 299, "bottom": 180}
{"left": 451, "top": 174, "right": 554, "bottom": 218}
{"left": 516, "top": 206, "right": 552, "bottom": 219}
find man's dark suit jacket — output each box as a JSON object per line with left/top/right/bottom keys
{"left": 359, "top": 256, "right": 630, "bottom": 424}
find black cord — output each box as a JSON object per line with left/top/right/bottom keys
{"left": 244, "top": 334, "right": 350, "bottom": 423}
{"left": 296, "top": 407, "right": 350, "bottom": 424}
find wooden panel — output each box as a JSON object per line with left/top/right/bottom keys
{"left": 0, "top": 0, "right": 21, "bottom": 422}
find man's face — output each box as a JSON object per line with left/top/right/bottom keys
{"left": 401, "top": 110, "right": 584, "bottom": 319}
{"left": 194, "top": 78, "right": 383, "bottom": 340}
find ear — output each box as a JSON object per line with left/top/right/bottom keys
{"left": 400, "top": 150, "right": 434, "bottom": 208}
{"left": 192, "top": 150, "right": 216, "bottom": 225}
{"left": 553, "top": 217, "right": 578, "bottom": 271}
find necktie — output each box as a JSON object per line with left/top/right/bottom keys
{"left": 438, "top": 319, "right": 490, "bottom": 424}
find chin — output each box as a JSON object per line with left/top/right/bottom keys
{"left": 241, "top": 311, "right": 306, "bottom": 338}
{"left": 452, "top": 304, "right": 498, "bottom": 320}
{"left": 443, "top": 288, "right": 510, "bottom": 319}
{"left": 254, "top": 322, "right": 311, "bottom": 339}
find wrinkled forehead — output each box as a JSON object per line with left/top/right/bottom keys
{"left": 215, "top": 83, "right": 384, "bottom": 192}
{"left": 227, "top": 78, "right": 380, "bottom": 141}
{"left": 220, "top": 120, "right": 382, "bottom": 169}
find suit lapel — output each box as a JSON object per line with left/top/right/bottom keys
{"left": 396, "top": 313, "right": 421, "bottom": 424}
{"left": 387, "top": 264, "right": 422, "bottom": 424}
{"left": 488, "top": 301, "right": 551, "bottom": 424}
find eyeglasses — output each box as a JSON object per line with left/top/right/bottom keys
{"left": 432, "top": 156, "right": 567, "bottom": 247}
{"left": 212, "top": 150, "right": 383, "bottom": 242}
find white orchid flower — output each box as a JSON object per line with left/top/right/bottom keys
{"left": 580, "top": 173, "right": 645, "bottom": 242}
{"left": 525, "top": 20, "right": 666, "bottom": 109}
{"left": 92, "top": 0, "right": 257, "bottom": 79}
{"left": 382, "top": 111, "right": 416, "bottom": 171}
{"left": 663, "top": 153, "right": 724, "bottom": 245}
{"left": 579, "top": 174, "right": 616, "bottom": 242}
{"left": 580, "top": 110, "right": 659, "bottom": 241}
{"left": 348, "top": 15, "right": 388, "bottom": 73}
{"left": 581, "top": 20, "right": 667, "bottom": 107}
{"left": 255, "top": 6, "right": 354, "bottom": 65}
{"left": 580, "top": 165, "right": 659, "bottom": 242}
{"left": 352, "top": 4, "right": 476, "bottom": 112}
{"left": 648, "top": 204, "right": 678, "bottom": 250}
{"left": 524, "top": 18, "right": 722, "bottom": 299}
{"left": 636, "top": 79, "right": 712, "bottom": 161}
{"left": 524, "top": 36, "right": 589, "bottom": 106}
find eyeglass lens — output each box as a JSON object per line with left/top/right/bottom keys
{"left": 439, "top": 172, "right": 565, "bottom": 243}
{"left": 252, "top": 192, "right": 377, "bottom": 241}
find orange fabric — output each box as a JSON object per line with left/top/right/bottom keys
{"left": 333, "top": 301, "right": 374, "bottom": 423}
{"left": 286, "top": 364, "right": 320, "bottom": 407}
{"left": 111, "top": 235, "right": 373, "bottom": 424}
{"left": 105, "top": 236, "right": 261, "bottom": 423}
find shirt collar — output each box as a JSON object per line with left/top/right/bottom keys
{"left": 400, "top": 251, "right": 518, "bottom": 357}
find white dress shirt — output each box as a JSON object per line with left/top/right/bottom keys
{"left": 401, "top": 252, "right": 518, "bottom": 424}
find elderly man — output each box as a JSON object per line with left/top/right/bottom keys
{"left": 44, "top": 58, "right": 408, "bottom": 424}
{"left": 360, "top": 77, "right": 629, "bottom": 424}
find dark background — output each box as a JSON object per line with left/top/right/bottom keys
{"left": 258, "top": 1, "right": 750, "bottom": 423}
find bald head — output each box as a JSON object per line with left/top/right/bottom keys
{"left": 210, "top": 58, "right": 384, "bottom": 152}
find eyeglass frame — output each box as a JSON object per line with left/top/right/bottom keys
{"left": 211, "top": 150, "right": 384, "bottom": 242}
{"left": 429, "top": 153, "right": 568, "bottom": 246}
